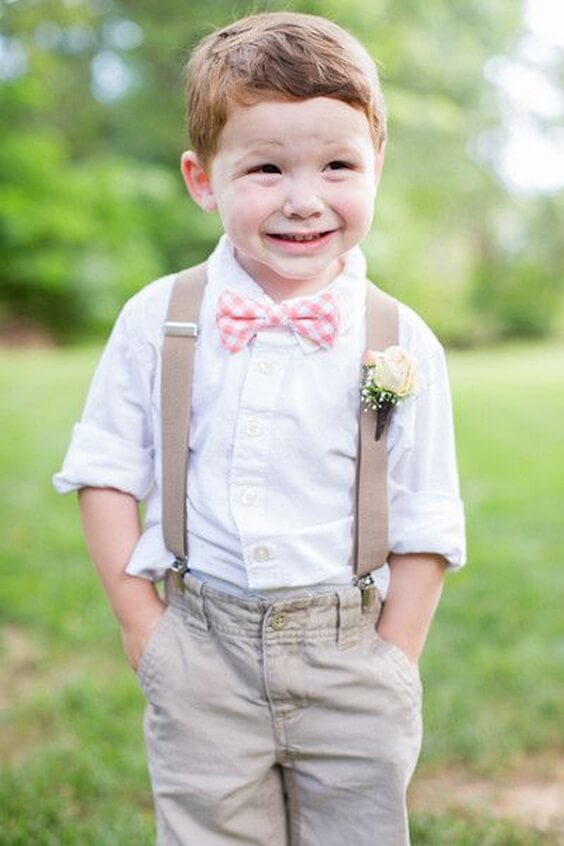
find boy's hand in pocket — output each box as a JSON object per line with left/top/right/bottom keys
{"left": 120, "top": 600, "right": 167, "bottom": 672}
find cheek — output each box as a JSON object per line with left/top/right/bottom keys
{"left": 336, "top": 186, "right": 375, "bottom": 230}
{"left": 220, "top": 185, "right": 275, "bottom": 224}
{"left": 216, "top": 190, "right": 278, "bottom": 254}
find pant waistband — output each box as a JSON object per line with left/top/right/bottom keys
{"left": 164, "top": 569, "right": 383, "bottom": 647}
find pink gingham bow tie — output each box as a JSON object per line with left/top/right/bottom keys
{"left": 216, "top": 288, "right": 340, "bottom": 353}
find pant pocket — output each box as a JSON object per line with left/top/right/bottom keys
{"left": 136, "top": 604, "right": 174, "bottom": 697}
{"left": 372, "top": 632, "right": 423, "bottom": 705}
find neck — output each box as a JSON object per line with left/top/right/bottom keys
{"left": 234, "top": 251, "right": 345, "bottom": 303}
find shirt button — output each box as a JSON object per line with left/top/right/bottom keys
{"left": 270, "top": 611, "right": 288, "bottom": 630}
{"left": 258, "top": 360, "right": 274, "bottom": 375}
{"left": 240, "top": 487, "right": 258, "bottom": 506}
{"left": 245, "top": 419, "right": 263, "bottom": 437}
{"left": 253, "top": 545, "right": 272, "bottom": 563}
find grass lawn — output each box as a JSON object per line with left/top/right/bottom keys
{"left": 1, "top": 340, "right": 563, "bottom": 844}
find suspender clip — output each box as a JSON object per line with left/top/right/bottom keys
{"left": 170, "top": 557, "right": 190, "bottom": 593}
{"left": 354, "top": 572, "right": 376, "bottom": 612}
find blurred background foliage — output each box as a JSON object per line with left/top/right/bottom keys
{"left": 0, "top": 0, "right": 563, "bottom": 345}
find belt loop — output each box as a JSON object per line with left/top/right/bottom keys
{"left": 336, "top": 592, "right": 343, "bottom": 648}
{"left": 199, "top": 583, "right": 211, "bottom": 632}
{"left": 187, "top": 576, "right": 210, "bottom": 632}
{"left": 164, "top": 569, "right": 179, "bottom": 605}
{"left": 336, "top": 590, "right": 361, "bottom": 650}
{"left": 170, "top": 569, "right": 210, "bottom": 632}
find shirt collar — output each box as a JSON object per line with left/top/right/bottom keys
{"left": 207, "top": 234, "right": 367, "bottom": 354}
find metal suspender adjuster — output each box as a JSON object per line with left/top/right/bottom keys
{"left": 353, "top": 572, "right": 376, "bottom": 612}
{"left": 170, "top": 557, "right": 190, "bottom": 593}
{"left": 164, "top": 321, "right": 199, "bottom": 338}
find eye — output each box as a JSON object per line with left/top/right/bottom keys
{"left": 250, "top": 163, "right": 281, "bottom": 175}
{"left": 326, "top": 160, "right": 352, "bottom": 171}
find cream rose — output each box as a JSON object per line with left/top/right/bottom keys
{"left": 363, "top": 345, "right": 417, "bottom": 397}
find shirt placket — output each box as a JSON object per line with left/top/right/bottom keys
{"left": 229, "top": 332, "right": 293, "bottom": 588}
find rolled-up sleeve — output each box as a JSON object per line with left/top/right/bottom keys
{"left": 52, "top": 300, "right": 155, "bottom": 501}
{"left": 388, "top": 311, "right": 466, "bottom": 570}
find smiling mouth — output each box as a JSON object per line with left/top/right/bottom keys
{"left": 267, "top": 230, "right": 335, "bottom": 242}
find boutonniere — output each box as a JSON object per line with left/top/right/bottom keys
{"left": 361, "top": 346, "right": 418, "bottom": 440}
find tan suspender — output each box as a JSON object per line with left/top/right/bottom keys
{"left": 161, "top": 264, "right": 207, "bottom": 563}
{"left": 356, "top": 283, "right": 398, "bottom": 579}
{"left": 161, "top": 262, "right": 398, "bottom": 586}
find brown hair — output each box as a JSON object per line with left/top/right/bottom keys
{"left": 184, "top": 12, "right": 387, "bottom": 169}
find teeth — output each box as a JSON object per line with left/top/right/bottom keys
{"left": 276, "top": 233, "right": 321, "bottom": 242}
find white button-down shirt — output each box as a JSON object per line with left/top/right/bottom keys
{"left": 53, "top": 235, "right": 466, "bottom": 600}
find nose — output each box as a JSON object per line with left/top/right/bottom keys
{"left": 282, "top": 177, "right": 324, "bottom": 219}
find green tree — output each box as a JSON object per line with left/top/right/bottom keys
{"left": 1, "top": 0, "right": 561, "bottom": 343}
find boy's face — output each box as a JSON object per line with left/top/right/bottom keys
{"left": 182, "top": 97, "right": 384, "bottom": 294}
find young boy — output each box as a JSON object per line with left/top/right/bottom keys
{"left": 53, "top": 12, "right": 466, "bottom": 845}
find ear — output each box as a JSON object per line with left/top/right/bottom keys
{"left": 180, "top": 151, "right": 217, "bottom": 213}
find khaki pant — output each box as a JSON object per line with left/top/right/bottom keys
{"left": 137, "top": 572, "right": 423, "bottom": 846}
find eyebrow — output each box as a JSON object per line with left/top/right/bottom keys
{"left": 231, "top": 136, "right": 365, "bottom": 170}
{"left": 241, "top": 140, "right": 284, "bottom": 152}
{"left": 232, "top": 144, "right": 284, "bottom": 167}
{"left": 324, "top": 138, "right": 366, "bottom": 151}
{"left": 238, "top": 139, "right": 361, "bottom": 159}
